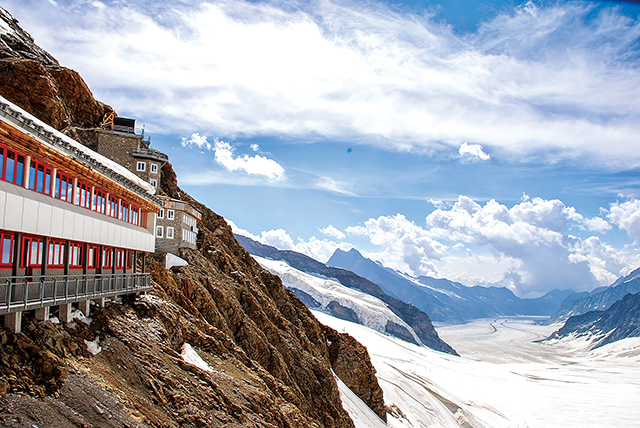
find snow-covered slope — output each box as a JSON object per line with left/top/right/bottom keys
{"left": 255, "top": 255, "right": 422, "bottom": 345}
{"left": 315, "top": 312, "right": 640, "bottom": 428}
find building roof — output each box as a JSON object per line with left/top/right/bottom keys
{"left": 0, "top": 95, "right": 161, "bottom": 206}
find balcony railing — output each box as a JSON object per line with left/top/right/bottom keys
{"left": 0, "top": 273, "right": 152, "bottom": 315}
{"left": 132, "top": 147, "right": 169, "bottom": 163}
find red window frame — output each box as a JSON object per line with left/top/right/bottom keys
{"left": 47, "top": 239, "right": 65, "bottom": 268}
{"left": 0, "top": 232, "right": 14, "bottom": 267}
{"left": 115, "top": 249, "right": 125, "bottom": 269}
{"left": 76, "top": 180, "right": 92, "bottom": 209}
{"left": 102, "top": 247, "right": 113, "bottom": 269}
{"left": 21, "top": 236, "right": 44, "bottom": 268}
{"left": 87, "top": 245, "right": 99, "bottom": 268}
{"left": 69, "top": 242, "right": 83, "bottom": 268}
{"left": 0, "top": 143, "right": 26, "bottom": 186}
{"left": 93, "top": 188, "right": 107, "bottom": 214}
{"left": 28, "top": 159, "right": 52, "bottom": 195}
{"left": 108, "top": 195, "right": 119, "bottom": 218}
{"left": 54, "top": 171, "right": 74, "bottom": 203}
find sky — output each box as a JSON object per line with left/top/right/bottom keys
{"left": 3, "top": 0, "right": 640, "bottom": 297}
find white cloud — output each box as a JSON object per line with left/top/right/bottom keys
{"left": 459, "top": 142, "right": 490, "bottom": 161}
{"left": 320, "top": 225, "right": 346, "bottom": 240}
{"left": 229, "top": 221, "right": 353, "bottom": 263}
{"left": 181, "top": 133, "right": 211, "bottom": 150}
{"left": 213, "top": 140, "right": 285, "bottom": 181}
{"left": 608, "top": 199, "right": 640, "bottom": 240}
{"left": 180, "top": 133, "right": 284, "bottom": 181}
{"left": 250, "top": 144, "right": 260, "bottom": 151}
{"left": 19, "top": 0, "right": 640, "bottom": 168}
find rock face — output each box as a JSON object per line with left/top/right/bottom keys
{"left": 0, "top": 7, "right": 113, "bottom": 142}
{"left": 547, "top": 292, "right": 640, "bottom": 349}
{"left": 0, "top": 7, "right": 386, "bottom": 427}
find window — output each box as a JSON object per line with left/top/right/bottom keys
{"left": 120, "top": 201, "right": 130, "bottom": 222}
{"left": 47, "top": 240, "right": 65, "bottom": 268}
{"left": 130, "top": 206, "right": 140, "bottom": 226}
{"left": 28, "top": 160, "right": 52, "bottom": 195}
{"left": 150, "top": 163, "right": 158, "bottom": 173}
{"left": 76, "top": 180, "right": 92, "bottom": 209}
{"left": 69, "top": 242, "right": 83, "bottom": 268}
{"left": 54, "top": 171, "right": 74, "bottom": 203}
{"left": 137, "top": 162, "right": 146, "bottom": 171}
{"left": 0, "top": 232, "right": 14, "bottom": 266}
{"left": 87, "top": 245, "right": 99, "bottom": 268}
{"left": 93, "top": 188, "right": 107, "bottom": 214}
{"left": 0, "top": 145, "right": 25, "bottom": 186}
{"left": 158, "top": 209, "right": 164, "bottom": 219}
{"left": 115, "top": 249, "right": 125, "bottom": 269}
{"left": 156, "top": 226, "right": 164, "bottom": 238}
{"left": 167, "top": 210, "right": 174, "bottom": 220}
{"left": 102, "top": 247, "right": 113, "bottom": 268}
{"left": 21, "top": 236, "right": 44, "bottom": 268}
{"left": 108, "top": 195, "right": 119, "bottom": 218}
{"left": 166, "top": 227, "right": 174, "bottom": 239}
{"left": 150, "top": 179, "right": 157, "bottom": 188}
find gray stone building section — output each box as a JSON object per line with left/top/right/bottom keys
{"left": 155, "top": 196, "right": 202, "bottom": 255}
{"left": 78, "top": 118, "right": 168, "bottom": 191}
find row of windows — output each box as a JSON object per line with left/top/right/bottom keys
{"left": 0, "top": 231, "right": 132, "bottom": 270}
{"left": 158, "top": 209, "right": 174, "bottom": 220}
{"left": 156, "top": 226, "right": 174, "bottom": 239}
{"left": 0, "top": 141, "right": 148, "bottom": 228}
{"left": 183, "top": 213, "right": 197, "bottom": 228}
{"left": 136, "top": 161, "right": 159, "bottom": 174}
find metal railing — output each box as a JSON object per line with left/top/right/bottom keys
{"left": 0, "top": 273, "right": 152, "bottom": 314}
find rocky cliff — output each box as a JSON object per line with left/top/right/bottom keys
{"left": 0, "top": 7, "right": 386, "bottom": 427}
{"left": 0, "top": 7, "right": 113, "bottom": 142}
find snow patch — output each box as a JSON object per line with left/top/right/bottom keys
{"left": 72, "top": 308, "right": 92, "bottom": 325}
{"left": 181, "top": 343, "right": 213, "bottom": 372}
{"left": 84, "top": 337, "right": 102, "bottom": 355}
{"left": 333, "top": 371, "right": 387, "bottom": 428}
{"left": 165, "top": 253, "right": 189, "bottom": 269}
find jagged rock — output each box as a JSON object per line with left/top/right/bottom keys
{"left": 0, "top": 7, "right": 113, "bottom": 142}
{"left": 324, "top": 327, "right": 387, "bottom": 422}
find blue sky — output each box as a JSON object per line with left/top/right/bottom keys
{"left": 3, "top": 0, "right": 640, "bottom": 297}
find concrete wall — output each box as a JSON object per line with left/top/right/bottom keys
{"left": 0, "top": 180, "right": 155, "bottom": 252}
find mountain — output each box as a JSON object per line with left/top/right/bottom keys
{"left": 0, "top": 8, "right": 386, "bottom": 426}
{"left": 328, "top": 248, "right": 576, "bottom": 323}
{"left": 550, "top": 267, "right": 640, "bottom": 322}
{"left": 547, "top": 292, "right": 640, "bottom": 349}
{"left": 234, "top": 234, "right": 458, "bottom": 355}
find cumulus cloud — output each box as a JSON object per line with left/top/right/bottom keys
{"left": 342, "top": 196, "right": 633, "bottom": 297}
{"left": 181, "top": 133, "right": 284, "bottom": 181}
{"left": 14, "top": 0, "right": 640, "bottom": 167}
{"left": 608, "top": 199, "right": 640, "bottom": 240}
{"left": 213, "top": 140, "right": 285, "bottom": 181}
{"left": 459, "top": 142, "right": 490, "bottom": 161}
{"left": 320, "top": 225, "right": 346, "bottom": 240}
{"left": 228, "top": 220, "right": 353, "bottom": 263}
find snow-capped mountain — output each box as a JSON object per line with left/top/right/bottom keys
{"left": 547, "top": 291, "right": 640, "bottom": 349}
{"left": 235, "top": 234, "right": 458, "bottom": 355}
{"left": 328, "top": 248, "right": 577, "bottom": 323}
{"left": 550, "top": 266, "right": 640, "bottom": 322}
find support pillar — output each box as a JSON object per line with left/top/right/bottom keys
{"left": 78, "top": 300, "right": 90, "bottom": 317}
{"left": 35, "top": 306, "right": 50, "bottom": 321}
{"left": 4, "top": 311, "right": 22, "bottom": 333}
{"left": 95, "top": 298, "right": 106, "bottom": 308}
{"left": 58, "top": 303, "right": 72, "bottom": 323}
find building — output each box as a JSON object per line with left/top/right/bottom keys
{"left": 81, "top": 116, "right": 202, "bottom": 258}
{"left": 155, "top": 196, "right": 202, "bottom": 255}
{"left": 0, "top": 95, "right": 162, "bottom": 333}
{"left": 78, "top": 115, "right": 168, "bottom": 192}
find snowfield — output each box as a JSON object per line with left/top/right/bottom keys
{"left": 315, "top": 313, "right": 640, "bottom": 428}
{"left": 255, "top": 256, "right": 422, "bottom": 343}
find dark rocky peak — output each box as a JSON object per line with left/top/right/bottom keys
{"left": 0, "top": 7, "right": 113, "bottom": 143}
{"left": 0, "top": 7, "right": 58, "bottom": 66}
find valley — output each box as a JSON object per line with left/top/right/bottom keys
{"left": 317, "top": 314, "right": 640, "bottom": 428}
